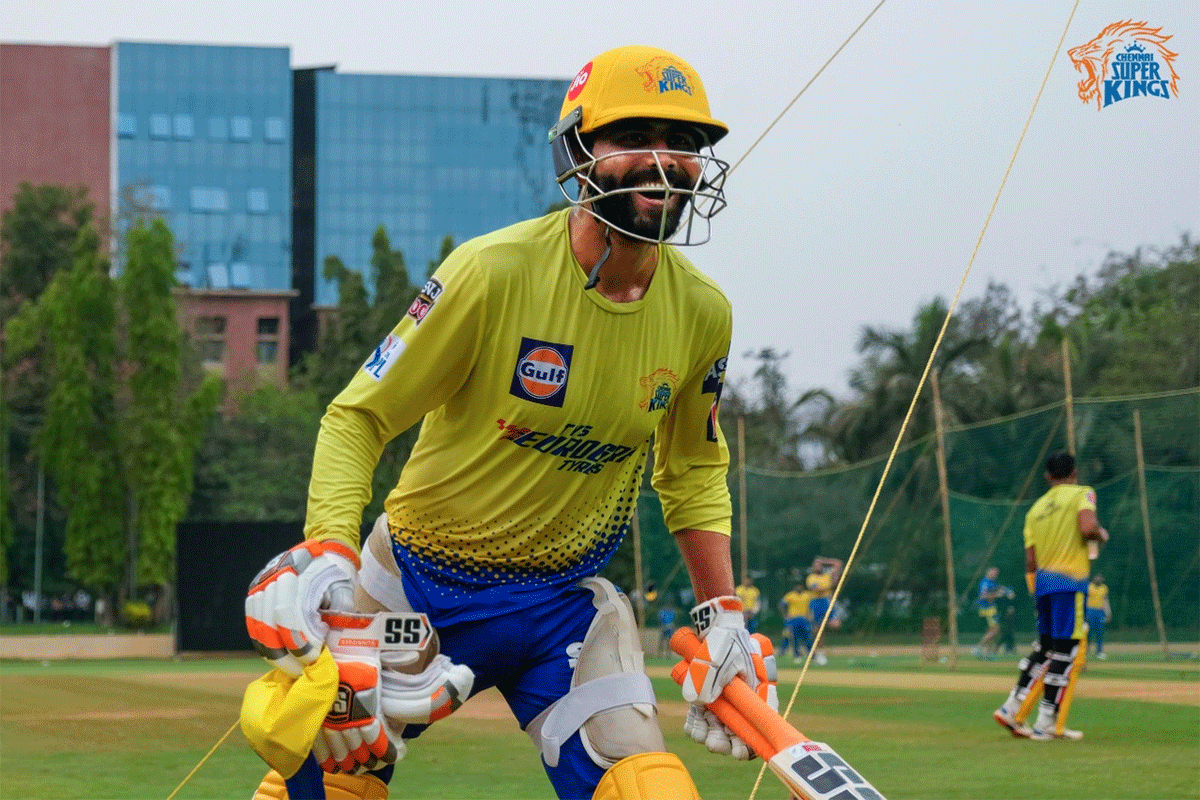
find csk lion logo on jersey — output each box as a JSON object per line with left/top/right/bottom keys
{"left": 638, "top": 368, "right": 678, "bottom": 412}
{"left": 635, "top": 57, "right": 695, "bottom": 97}
{"left": 1068, "top": 21, "right": 1179, "bottom": 110}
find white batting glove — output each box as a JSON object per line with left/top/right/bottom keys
{"left": 244, "top": 540, "right": 359, "bottom": 676}
{"left": 381, "top": 653, "right": 475, "bottom": 726}
{"left": 681, "top": 597, "right": 778, "bottom": 760}
{"left": 314, "top": 655, "right": 403, "bottom": 774}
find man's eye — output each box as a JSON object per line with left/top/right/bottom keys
{"left": 668, "top": 134, "right": 699, "bottom": 152}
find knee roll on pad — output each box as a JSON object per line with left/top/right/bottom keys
{"left": 252, "top": 770, "right": 389, "bottom": 799}
{"left": 592, "top": 753, "right": 700, "bottom": 800}
{"left": 526, "top": 576, "right": 665, "bottom": 769}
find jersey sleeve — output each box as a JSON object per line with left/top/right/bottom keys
{"left": 303, "top": 249, "right": 488, "bottom": 549}
{"left": 650, "top": 314, "right": 733, "bottom": 535}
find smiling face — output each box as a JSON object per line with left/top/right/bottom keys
{"left": 583, "top": 118, "right": 705, "bottom": 242}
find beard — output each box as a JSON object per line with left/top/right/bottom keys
{"left": 589, "top": 168, "right": 693, "bottom": 242}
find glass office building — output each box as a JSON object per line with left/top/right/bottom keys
{"left": 114, "top": 42, "right": 293, "bottom": 292}
{"left": 297, "top": 69, "right": 568, "bottom": 311}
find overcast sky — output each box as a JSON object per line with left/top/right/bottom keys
{"left": 5, "top": 0, "right": 1198, "bottom": 397}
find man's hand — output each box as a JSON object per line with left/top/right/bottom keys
{"left": 245, "top": 540, "right": 360, "bottom": 676}
{"left": 680, "top": 596, "right": 778, "bottom": 759}
{"left": 314, "top": 657, "right": 402, "bottom": 774}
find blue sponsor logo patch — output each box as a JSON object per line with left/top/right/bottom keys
{"left": 510, "top": 337, "right": 574, "bottom": 407}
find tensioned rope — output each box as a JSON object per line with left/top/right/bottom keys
{"left": 747, "top": 1, "right": 1081, "bottom": 798}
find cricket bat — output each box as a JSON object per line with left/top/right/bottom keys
{"left": 671, "top": 627, "right": 886, "bottom": 800}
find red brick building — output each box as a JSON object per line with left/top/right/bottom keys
{"left": 0, "top": 43, "right": 111, "bottom": 221}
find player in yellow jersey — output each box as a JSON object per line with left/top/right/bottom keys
{"left": 805, "top": 556, "right": 842, "bottom": 665}
{"left": 1085, "top": 574, "right": 1111, "bottom": 660}
{"left": 243, "top": 45, "right": 778, "bottom": 800}
{"left": 778, "top": 582, "right": 815, "bottom": 663}
{"left": 993, "top": 452, "right": 1108, "bottom": 741}
{"left": 735, "top": 575, "right": 763, "bottom": 634}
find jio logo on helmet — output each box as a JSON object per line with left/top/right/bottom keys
{"left": 510, "top": 337, "right": 574, "bottom": 407}
{"left": 567, "top": 62, "right": 593, "bottom": 101}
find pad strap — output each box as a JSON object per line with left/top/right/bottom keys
{"left": 531, "top": 672, "right": 657, "bottom": 768}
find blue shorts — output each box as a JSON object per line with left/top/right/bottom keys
{"left": 1035, "top": 591, "right": 1086, "bottom": 640}
{"left": 398, "top": 573, "right": 608, "bottom": 799}
{"left": 810, "top": 596, "right": 831, "bottom": 625}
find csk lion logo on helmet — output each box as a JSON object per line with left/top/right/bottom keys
{"left": 1068, "top": 20, "right": 1179, "bottom": 110}
{"left": 635, "top": 56, "right": 696, "bottom": 97}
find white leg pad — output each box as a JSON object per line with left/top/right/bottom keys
{"left": 526, "top": 576, "right": 665, "bottom": 769}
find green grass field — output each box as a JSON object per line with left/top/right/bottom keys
{"left": 1, "top": 648, "right": 1196, "bottom": 800}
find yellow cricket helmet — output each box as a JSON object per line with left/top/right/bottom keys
{"left": 548, "top": 45, "right": 730, "bottom": 247}
{"left": 553, "top": 45, "right": 728, "bottom": 147}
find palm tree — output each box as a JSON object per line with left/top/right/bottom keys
{"left": 825, "top": 298, "right": 987, "bottom": 462}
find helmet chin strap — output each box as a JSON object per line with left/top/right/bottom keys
{"left": 584, "top": 225, "right": 612, "bottom": 291}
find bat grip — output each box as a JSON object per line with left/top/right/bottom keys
{"left": 670, "top": 627, "right": 806, "bottom": 755}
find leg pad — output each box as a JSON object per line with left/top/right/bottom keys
{"left": 592, "top": 753, "right": 700, "bottom": 800}
{"left": 253, "top": 770, "right": 389, "bottom": 799}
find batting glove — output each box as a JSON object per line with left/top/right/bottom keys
{"left": 245, "top": 540, "right": 360, "bottom": 676}
{"left": 681, "top": 597, "right": 778, "bottom": 760}
{"left": 380, "top": 653, "right": 475, "bottom": 726}
{"left": 314, "top": 657, "right": 402, "bottom": 774}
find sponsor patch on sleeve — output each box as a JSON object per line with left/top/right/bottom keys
{"left": 406, "top": 277, "right": 444, "bottom": 325}
{"left": 363, "top": 333, "right": 406, "bottom": 381}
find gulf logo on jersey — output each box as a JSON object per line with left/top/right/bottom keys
{"left": 510, "top": 337, "right": 574, "bottom": 407}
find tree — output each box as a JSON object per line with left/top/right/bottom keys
{"left": 5, "top": 219, "right": 219, "bottom": 619}
{"left": 118, "top": 220, "right": 221, "bottom": 612}
{"left": 7, "top": 224, "right": 125, "bottom": 601}
{"left": 827, "top": 298, "right": 988, "bottom": 462}
{"left": 1, "top": 184, "right": 97, "bottom": 591}
{"left": 188, "top": 384, "right": 322, "bottom": 521}
{"left": 1075, "top": 235, "right": 1199, "bottom": 395}
{"left": 1, "top": 182, "right": 96, "bottom": 313}
{"left": 720, "top": 348, "right": 833, "bottom": 471}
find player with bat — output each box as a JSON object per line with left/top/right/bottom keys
{"left": 240, "top": 43, "right": 798, "bottom": 800}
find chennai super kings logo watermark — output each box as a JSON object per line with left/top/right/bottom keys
{"left": 1068, "top": 20, "right": 1179, "bottom": 110}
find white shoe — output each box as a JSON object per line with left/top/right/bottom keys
{"left": 993, "top": 706, "right": 1032, "bottom": 738}
{"left": 814, "top": 652, "right": 828, "bottom": 666}
{"left": 1031, "top": 725, "right": 1084, "bottom": 741}
{"left": 1096, "top": 652, "right": 1107, "bottom": 660}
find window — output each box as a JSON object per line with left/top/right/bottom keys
{"left": 264, "top": 117, "right": 286, "bottom": 142}
{"left": 247, "top": 189, "right": 269, "bottom": 213}
{"left": 231, "top": 116, "right": 252, "bottom": 141}
{"left": 230, "top": 262, "right": 251, "bottom": 288}
{"left": 148, "top": 185, "right": 171, "bottom": 211}
{"left": 191, "top": 187, "right": 229, "bottom": 212}
{"left": 117, "top": 113, "right": 137, "bottom": 138}
{"left": 195, "top": 316, "right": 226, "bottom": 365}
{"left": 150, "top": 114, "right": 171, "bottom": 139}
{"left": 208, "top": 116, "right": 228, "bottom": 140}
{"left": 174, "top": 114, "right": 194, "bottom": 139}
{"left": 257, "top": 317, "right": 280, "bottom": 365}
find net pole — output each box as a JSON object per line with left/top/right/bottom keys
{"left": 738, "top": 415, "right": 749, "bottom": 583}
{"left": 1133, "top": 409, "right": 1169, "bottom": 659}
{"left": 931, "top": 372, "right": 959, "bottom": 667}
{"left": 1062, "top": 338, "right": 1076, "bottom": 455}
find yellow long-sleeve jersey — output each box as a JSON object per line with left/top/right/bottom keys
{"left": 304, "top": 210, "right": 732, "bottom": 620}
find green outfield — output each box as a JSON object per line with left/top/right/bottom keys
{"left": 1, "top": 647, "right": 1196, "bottom": 800}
